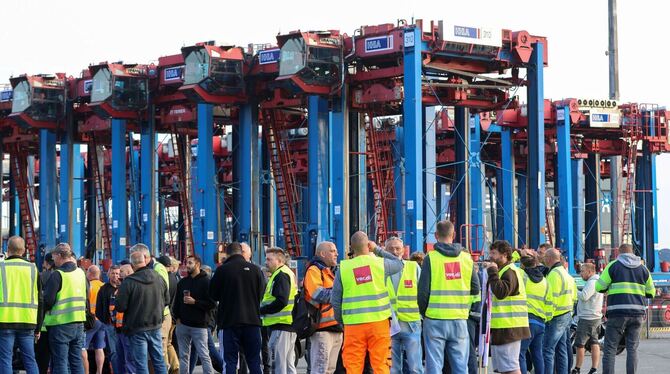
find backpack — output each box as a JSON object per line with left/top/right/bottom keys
{"left": 291, "top": 265, "right": 324, "bottom": 340}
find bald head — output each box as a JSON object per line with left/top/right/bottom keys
{"left": 241, "top": 242, "right": 252, "bottom": 261}
{"left": 119, "top": 264, "right": 134, "bottom": 279}
{"left": 619, "top": 243, "right": 633, "bottom": 254}
{"left": 87, "top": 265, "right": 101, "bottom": 281}
{"left": 7, "top": 236, "right": 26, "bottom": 256}
{"left": 350, "top": 231, "right": 370, "bottom": 255}
{"left": 316, "top": 241, "right": 338, "bottom": 267}
{"left": 542, "top": 248, "right": 561, "bottom": 267}
{"left": 130, "top": 251, "right": 146, "bottom": 270}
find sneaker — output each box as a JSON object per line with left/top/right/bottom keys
{"left": 587, "top": 369, "right": 598, "bottom": 374}
{"left": 571, "top": 369, "right": 581, "bottom": 374}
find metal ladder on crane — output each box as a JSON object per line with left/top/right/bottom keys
{"left": 9, "top": 144, "right": 37, "bottom": 260}
{"left": 89, "top": 134, "right": 113, "bottom": 260}
{"left": 262, "top": 109, "right": 302, "bottom": 256}
{"left": 169, "top": 125, "right": 194, "bottom": 258}
{"left": 365, "top": 116, "right": 395, "bottom": 244}
{"left": 618, "top": 104, "right": 644, "bottom": 243}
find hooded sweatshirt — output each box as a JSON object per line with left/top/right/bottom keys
{"left": 417, "top": 242, "right": 481, "bottom": 317}
{"left": 487, "top": 261, "right": 531, "bottom": 345}
{"left": 116, "top": 266, "right": 169, "bottom": 335}
{"left": 596, "top": 253, "right": 655, "bottom": 318}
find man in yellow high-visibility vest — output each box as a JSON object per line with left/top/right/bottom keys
{"left": 485, "top": 240, "right": 530, "bottom": 374}
{"left": 384, "top": 236, "right": 422, "bottom": 374}
{"left": 332, "top": 231, "right": 403, "bottom": 374}
{"left": 43, "top": 242, "right": 88, "bottom": 374}
{"left": 260, "top": 247, "right": 297, "bottom": 374}
{"left": 0, "top": 236, "right": 41, "bottom": 374}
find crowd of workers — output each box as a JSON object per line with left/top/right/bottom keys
{"left": 0, "top": 219, "right": 656, "bottom": 374}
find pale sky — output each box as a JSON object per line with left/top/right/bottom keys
{"left": 1, "top": 0, "right": 669, "bottom": 246}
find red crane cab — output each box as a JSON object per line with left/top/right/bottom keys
{"left": 180, "top": 42, "right": 247, "bottom": 104}
{"left": 88, "top": 62, "right": 152, "bottom": 119}
{"left": 9, "top": 74, "right": 67, "bottom": 129}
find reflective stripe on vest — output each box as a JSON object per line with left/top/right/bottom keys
{"left": 0, "top": 258, "right": 38, "bottom": 324}
{"left": 386, "top": 260, "right": 420, "bottom": 322}
{"left": 261, "top": 265, "right": 297, "bottom": 326}
{"left": 490, "top": 264, "right": 529, "bottom": 329}
{"left": 523, "top": 273, "right": 549, "bottom": 321}
{"left": 425, "top": 251, "right": 473, "bottom": 320}
{"left": 340, "top": 255, "right": 390, "bottom": 324}
{"left": 44, "top": 268, "right": 87, "bottom": 326}
{"left": 547, "top": 265, "right": 576, "bottom": 317}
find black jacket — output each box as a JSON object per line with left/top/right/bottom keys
{"left": 0, "top": 255, "right": 43, "bottom": 332}
{"left": 95, "top": 283, "right": 118, "bottom": 324}
{"left": 168, "top": 271, "right": 178, "bottom": 308}
{"left": 209, "top": 254, "right": 265, "bottom": 329}
{"left": 116, "top": 266, "right": 169, "bottom": 335}
{"left": 174, "top": 270, "right": 215, "bottom": 328}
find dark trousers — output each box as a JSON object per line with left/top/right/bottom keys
{"left": 35, "top": 330, "right": 50, "bottom": 374}
{"left": 602, "top": 316, "right": 643, "bottom": 374}
{"left": 223, "top": 325, "right": 263, "bottom": 374}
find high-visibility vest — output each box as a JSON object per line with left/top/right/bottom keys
{"left": 0, "top": 258, "right": 39, "bottom": 324}
{"left": 490, "top": 263, "right": 529, "bottom": 329}
{"left": 546, "top": 265, "right": 577, "bottom": 319}
{"left": 153, "top": 261, "right": 170, "bottom": 317}
{"left": 425, "top": 250, "right": 473, "bottom": 320}
{"left": 386, "top": 260, "right": 421, "bottom": 322}
{"left": 304, "top": 264, "right": 338, "bottom": 329}
{"left": 88, "top": 279, "right": 104, "bottom": 315}
{"left": 340, "top": 255, "right": 391, "bottom": 325}
{"left": 523, "top": 272, "right": 551, "bottom": 322}
{"left": 261, "top": 265, "right": 297, "bottom": 326}
{"left": 109, "top": 289, "right": 123, "bottom": 329}
{"left": 44, "top": 268, "right": 87, "bottom": 326}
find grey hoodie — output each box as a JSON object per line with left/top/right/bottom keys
{"left": 417, "top": 242, "right": 481, "bottom": 317}
{"left": 617, "top": 253, "right": 642, "bottom": 268}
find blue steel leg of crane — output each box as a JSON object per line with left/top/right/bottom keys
{"left": 140, "top": 115, "right": 156, "bottom": 250}
{"left": 111, "top": 119, "right": 128, "bottom": 262}
{"left": 307, "top": 95, "right": 330, "bottom": 259}
{"left": 72, "top": 145, "right": 84, "bottom": 256}
{"left": 402, "top": 26, "right": 424, "bottom": 253}
{"left": 500, "top": 128, "right": 515, "bottom": 244}
{"left": 439, "top": 183, "right": 449, "bottom": 222}
{"left": 424, "top": 107, "right": 437, "bottom": 249}
{"left": 58, "top": 138, "right": 71, "bottom": 244}
{"left": 357, "top": 116, "right": 368, "bottom": 236}
{"left": 572, "top": 159, "right": 585, "bottom": 262}
{"left": 10, "top": 169, "right": 19, "bottom": 237}
{"left": 556, "top": 107, "right": 575, "bottom": 273}
{"left": 517, "top": 174, "right": 527, "bottom": 247}
{"left": 454, "top": 107, "right": 468, "bottom": 243}
{"left": 394, "top": 126, "right": 405, "bottom": 239}
{"left": 194, "top": 103, "right": 218, "bottom": 267}
{"left": 39, "top": 129, "right": 57, "bottom": 260}
{"left": 495, "top": 169, "right": 504, "bottom": 240}
{"left": 650, "top": 116, "right": 659, "bottom": 270}
{"left": 469, "top": 114, "right": 483, "bottom": 251}
{"left": 330, "top": 96, "right": 346, "bottom": 253}
{"left": 235, "top": 103, "right": 256, "bottom": 244}
{"left": 129, "top": 137, "right": 140, "bottom": 246}
{"left": 527, "top": 42, "right": 546, "bottom": 249}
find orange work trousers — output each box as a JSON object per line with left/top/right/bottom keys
{"left": 343, "top": 319, "right": 391, "bottom": 374}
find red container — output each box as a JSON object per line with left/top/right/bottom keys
{"left": 661, "top": 261, "right": 670, "bottom": 272}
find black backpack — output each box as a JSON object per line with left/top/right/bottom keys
{"left": 291, "top": 265, "right": 325, "bottom": 340}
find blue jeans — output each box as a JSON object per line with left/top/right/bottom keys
{"left": 129, "top": 328, "right": 167, "bottom": 374}
{"left": 423, "top": 318, "right": 469, "bottom": 374}
{"left": 101, "top": 324, "right": 119, "bottom": 374}
{"left": 543, "top": 312, "right": 571, "bottom": 374}
{"left": 48, "top": 323, "right": 85, "bottom": 374}
{"left": 117, "top": 332, "right": 137, "bottom": 374}
{"left": 223, "top": 325, "right": 263, "bottom": 374}
{"left": 391, "top": 321, "right": 423, "bottom": 374}
{"left": 0, "top": 328, "right": 39, "bottom": 374}
{"left": 520, "top": 321, "right": 545, "bottom": 374}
